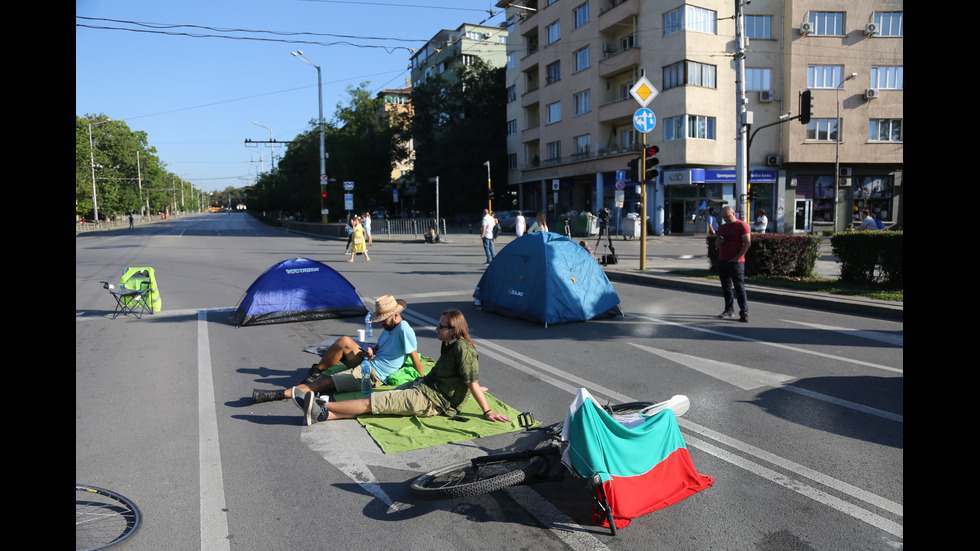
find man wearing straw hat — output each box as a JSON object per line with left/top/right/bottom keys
{"left": 300, "top": 309, "right": 511, "bottom": 426}
{"left": 251, "top": 295, "right": 422, "bottom": 404}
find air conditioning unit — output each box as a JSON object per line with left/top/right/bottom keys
{"left": 800, "top": 21, "right": 813, "bottom": 35}
{"left": 839, "top": 167, "right": 852, "bottom": 177}
{"left": 766, "top": 154, "right": 782, "bottom": 166}
{"left": 759, "top": 90, "right": 775, "bottom": 102}
{"left": 864, "top": 22, "right": 879, "bottom": 36}
{"left": 865, "top": 88, "right": 880, "bottom": 100}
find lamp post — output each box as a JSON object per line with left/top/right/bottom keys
{"left": 87, "top": 116, "right": 112, "bottom": 224}
{"left": 253, "top": 121, "right": 275, "bottom": 171}
{"left": 834, "top": 72, "right": 857, "bottom": 232}
{"left": 291, "top": 50, "right": 328, "bottom": 223}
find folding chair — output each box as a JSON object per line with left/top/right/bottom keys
{"left": 101, "top": 280, "right": 153, "bottom": 319}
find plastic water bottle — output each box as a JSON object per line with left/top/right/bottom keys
{"left": 360, "top": 359, "right": 373, "bottom": 395}
{"left": 364, "top": 312, "right": 374, "bottom": 340}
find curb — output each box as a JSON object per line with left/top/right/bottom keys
{"left": 603, "top": 269, "right": 903, "bottom": 321}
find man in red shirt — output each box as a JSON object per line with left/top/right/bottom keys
{"left": 715, "top": 206, "right": 752, "bottom": 322}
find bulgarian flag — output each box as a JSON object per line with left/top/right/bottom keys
{"left": 561, "top": 389, "right": 714, "bottom": 530}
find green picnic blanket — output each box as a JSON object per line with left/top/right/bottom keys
{"left": 320, "top": 358, "right": 529, "bottom": 453}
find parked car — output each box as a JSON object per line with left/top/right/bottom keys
{"left": 498, "top": 210, "right": 535, "bottom": 232}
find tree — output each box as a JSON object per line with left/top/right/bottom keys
{"left": 411, "top": 58, "right": 507, "bottom": 218}
{"left": 247, "top": 83, "right": 407, "bottom": 221}
{"left": 76, "top": 114, "right": 201, "bottom": 221}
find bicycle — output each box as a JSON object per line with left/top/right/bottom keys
{"left": 76, "top": 484, "right": 142, "bottom": 550}
{"left": 409, "top": 393, "right": 691, "bottom": 535}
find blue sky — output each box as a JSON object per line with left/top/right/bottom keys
{"left": 76, "top": 0, "right": 504, "bottom": 192}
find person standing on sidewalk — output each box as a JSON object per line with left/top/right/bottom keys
{"left": 481, "top": 209, "right": 496, "bottom": 263}
{"left": 715, "top": 206, "right": 751, "bottom": 322}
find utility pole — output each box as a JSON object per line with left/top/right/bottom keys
{"left": 734, "top": 0, "right": 749, "bottom": 221}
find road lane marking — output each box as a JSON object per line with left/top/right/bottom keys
{"left": 198, "top": 311, "right": 231, "bottom": 551}
{"left": 782, "top": 320, "right": 903, "bottom": 347}
{"left": 629, "top": 344, "right": 903, "bottom": 423}
{"left": 630, "top": 313, "right": 903, "bottom": 374}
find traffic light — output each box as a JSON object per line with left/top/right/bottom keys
{"left": 627, "top": 158, "right": 639, "bottom": 182}
{"left": 747, "top": 184, "right": 755, "bottom": 202}
{"left": 488, "top": 188, "right": 495, "bottom": 201}
{"left": 644, "top": 145, "right": 660, "bottom": 181}
{"left": 799, "top": 89, "right": 813, "bottom": 125}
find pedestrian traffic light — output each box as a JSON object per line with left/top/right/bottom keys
{"left": 799, "top": 90, "right": 813, "bottom": 125}
{"left": 488, "top": 188, "right": 495, "bottom": 201}
{"left": 644, "top": 145, "right": 660, "bottom": 181}
{"left": 747, "top": 184, "right": 755, "bottom": 202}
{"left": 627, "top": 158, "right": 639, "bottom": 182}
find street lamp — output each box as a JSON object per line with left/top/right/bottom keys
{"left": 834, "top": 72, "right": 857, "bottom": 231}
{"left": 87, "top": 116, "right": 112, "bottom": 223}
{"left": 291, "top": 50, "right": 328, "bottom": 223}
{"left": 253, "top": 121, "right": 275, "bottom": 171}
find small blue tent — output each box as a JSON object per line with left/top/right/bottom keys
{"left": 230, "top": 257, "right": 367, "bottom": 326}
{"left": 474, "top": 232, "right": 622, "bottom": 327}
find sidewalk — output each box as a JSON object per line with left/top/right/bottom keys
{"left": 429, "top": 231, "right": 903, "bottom": 321}
{"left": 271, "top": 220, "right": 904, "bottom": 321}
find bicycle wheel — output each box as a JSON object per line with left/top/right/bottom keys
{"left": 410, "top": 454, "right": 547, "bottom": 500}
{"left": 606, "top": 401, "right": 655, "bottom": 415}
{"left": 76, "top": 484, "right": 142, "bottom": 551}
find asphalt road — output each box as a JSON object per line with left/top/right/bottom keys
{"left": 76, "top": 213, "right": 903, "bottom": 550}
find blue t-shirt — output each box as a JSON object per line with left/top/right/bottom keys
{"left": 370, "top": 320, "right": 418, "bottom": 381}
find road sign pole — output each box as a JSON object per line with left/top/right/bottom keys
{"left": 640, "top": 133, "right": 647, "bottom": 271}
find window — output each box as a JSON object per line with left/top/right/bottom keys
{"left": 870, "top": 66, "right": 903, "bottom": 90}
{"left": 546, "top": 61, "right": 561, "bottom": 84}
{"left": 547, "top": 101, "right": 561, "bottom": 123}
{"left": 546, "top": 140, "right": 561, "bottom": 162}
{"left": 664, "top": 6, "right": 717, "bottom": 36}
{"left": 506, "top": 85, "right": 516, "bottom": 103}
{"left": 807, "top": 12, "right": 844, "bottom": 36}
{"left": 869, "top": 119, "right": 902, "bottom": 142}
{"left": 853, "top": 176, "right": 895, "bottom": 223}
{"left": 744, "top": 15, "right": 773, "bottom": 39}
{"left": 663, "top": 60, "right": 716, "bottom": 90}
{"left": 664, "top": 115, "right": 716, "bottom": 141}
{"left": 808, "top": 65, "right": 843, "bottom": 88}
{"left": 573, "top": 90, "right": 591, "bottom": 115}
{"left": 806, "top": 118, "right": 839, "bottom": 141}
{"left": 688, "top": 115, "right": 716, "bottom": 140}
{"left": 574, "top": 3, "right": 590, "bottom": 29}
{"left": 574, "top": 135, "right": 591, "bottom": 158}
{"left": 547, "top": 21, "right": 560, "bottom": 44}
{"left": 574, "top": 46, "right": 590, "bottom": 72}
{"left": 507, "top": 52, "right": 516, "bottom": 69}
{"left": 874, "top": 12, "right": 903, "bottom": 36}
{"left": 745, "top": 68, "right": 772, "bottom": 91}
{"left": 507, "top": 153, "right": 518, "bottom": 170}
{"left": 507, "top": 119, "right": 518, "bottom": 136}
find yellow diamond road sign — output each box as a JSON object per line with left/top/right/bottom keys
{"left": 630, "top": 76, "right": 658, "bottom": 107}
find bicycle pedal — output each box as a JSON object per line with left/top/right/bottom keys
{"left": 518, "top": 412, "right": 535, "bottom": 429}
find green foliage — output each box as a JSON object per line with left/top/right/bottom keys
{"left": 76, "top": 114, "right": 201, "bottom": 220}
{"left": 411, "top": 58, "right": 507, "bottom": 217}
{"left": 707, "top": 234, "right": 821, "bottom": 277}
{"left": 830, "top": 231, "right": 904, "bottom": 287}
{"left": 247, "top": 83, "right": 406, "bottom": 221}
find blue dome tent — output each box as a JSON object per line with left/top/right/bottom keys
{"left": 474, "top": 232, "right": 623, "bottom": 327}
{"left": 229, "top": 257, "right": 367, "bottom": 326}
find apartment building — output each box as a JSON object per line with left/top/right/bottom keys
{"left": 409, "top": 23, "right": 510, "bottom": 85}
{"left": 496, "top": 0, "right": 902, "bottom": 234}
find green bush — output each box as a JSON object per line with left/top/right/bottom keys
{"left": 831, "top": 231, "right": 903, "bottom": 287}
{"left": 707, "top": 234, "right": 821, "bottom": 277}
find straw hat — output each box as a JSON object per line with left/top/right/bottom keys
{"left": 371, "top": 295, "right": 407, "bottom": 322}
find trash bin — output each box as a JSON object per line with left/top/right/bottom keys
{"left": 620, "top": 217, "right": 641, "bottom": 239}
{"left": 574, "top": 215, "right": 599, "bottom": 236}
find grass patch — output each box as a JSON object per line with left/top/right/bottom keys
{"left": 671, "top": 269, "right": 903, "bottom": 302}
